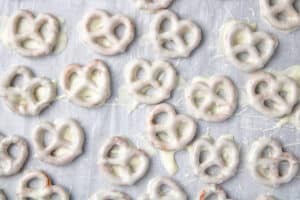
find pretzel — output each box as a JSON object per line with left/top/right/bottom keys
{"left": 146, "top": 103, "right": 196, "bottom": 151}
{"left": 80, "top": 9, "right": 135, "bottom": 55}
{"left": 248, "top": 137, "right": 299, "bottom": 187}
{"left": 133, "top": 0, "right": 174, "bottom": 11}
{"left": 0, "top": 66, "right": 56, "bottom": 116}
{"left": 60, "top": 59, "right": 111, "bottom": 108}
{"left": 89, "top": 190, "right": 132, "bottom": 200}
{"left": 256, "top": 194, "right": 277, "bottom": 200}
{"left": 222, "top": 21, "right": 278, "bottom": 72}
{"left": 32, "top": 119, "right": 84, "bottom": 166}
{"left": 260, "top": 0, "right": 300, "bottom": 31}
{"left": 246, "top": 71, "right": 298, "bottom": 118}
{"left": 0, "top": 134, "right": 28, "bottom": 177}
{"left": 190, "top": 135, "right": 239, "bottom": 184}
{"left": 0, "top": 190, "right": 6, "bottom": 200}
{"left": 198, "top": 184, "right": 232, "bottom": 200}
{"left": 7, "top": 10, "right": 60, "bottom": 57}
{"left": 139, "top": 177, "right": 187, "bottom": 200}
{"left": 17, "top": 170, "right": 69, "bottom": 200}
{"left": 125, "top": 59, "right": 177, "bottom": 104}
{"left": 98, "top": 136, "right": 150, "bottom": 186}
{"left": 185, "top": 75, "right": 238, "bottom": 122}
{"left": 150, "top": 9, "right": 202, "bottom": 58}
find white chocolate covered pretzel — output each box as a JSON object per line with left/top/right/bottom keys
{"left": 0, "top": 190, "right": 6, "bottom": 200}
{"left": 17, "top": 170, "right": 69, "bottom": 200}
{"left": 257, "top": 194, "right": 277, "bottom": 200}
{"left": 98, "top": 136, "right": 150, "bottom": 186}
{"left": 32, "top": 119, "right": 84, "bottom": 166}
{"left": 248, "top": 137, "right": 299, "bottom": 187}
{"left": 0, "top": 66, "right": 56, "bottom": 116}
{"left": 0, "top": 134, "right": 28, "bottom": 177}
{"left": 150, "top": 10, "right": 202, "bottom": 58}
{"left": 185, "top": 75, "right": 238, "bottom": 122}
{"left": 7, "top": 10, "right": 60, "bottom": 57}
{"left": 60, "top": 59, "right": 111, "bottom": 108}
{"left": 260, "top": 0, "right": 300, "bottom": 31}
{"left": 190, "top": 135, "right": 239, "bottom": 184}
{"left": 89, "top": 190, "right": 132, "bottom": 200}
{"left": 198, "top": 184, "right": 232, "bottom": 200}
{"left": 133, "top": 0, "right": 174, "bottom": 11}
{"left": 146, "top": 103, "right": 196, "bottom": 151}
{"left": 222, "top": 21, "right": 278, "bottom": 72}
{"left": 125, "top": 59, "right": 177, "bottom": 104}
{"left": 246, "top": 71, "right": 298, "bottom": 118}
{"left": 139, "top": 177, "right": 187, "bottom": 200}
{"left": 80, "top": 9, "right": 135, "bottom": 55}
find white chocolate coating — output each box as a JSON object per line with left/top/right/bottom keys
{"left": 260, "top": 0, "right": 300, "bottom": 31}
{"left": 125, "top": 59, "right": 177, "bottom": 104}
{"left": 198, "top": 184, "right": 232, "bottom": 200}
{"left": 139, "top": 176, "right": 187, "bottom": 200}
{"left": 7, "top": 10, "right": 60, "bottom": 57}
{"left": 185, "top": 75, "right": 238, "bottom": 122}
{"left": 222, "top": 20, "right": 278, "bottom": 72}
{"left": 60, "top": 59, "right": 111, "bottom": 108}
{"left": 190, "top": 135, "right": 239, "bottom": 184}
{"left": 0, "top": 134, "right": 28, "bottom": 177}
{"left": 80, "top": 9, "right": 135, "bottom": 56}
{"left": 89, "top": 190, "right": 132, "bottom": 200}
{"left": 17, "top": 170, "right": 69, "bottom": 200}
{"left": 150, "top": 9, "right": 201, "bottom": 58}
{"left": 146, "top": 103, "right": 196, "bottom": 151}
{"left": 133, "top": 0, "right": 174, "bottom": 11}
{"left": 32, "top": 119, "right": 84, "bottom": 166}
{"left": 98, "top": 136, "right": 150, "bottom": 186}
{"left": 248, "top": 137, "right": 299, "bottom": 187}
{"left": 256, "top": 194, "right": 277, "bottom": 200}
{"left": 0, "top": 66, "right": 56, "bottom": 116}
{"left": 246, "top": 71, "right": 298, "bottom": 118}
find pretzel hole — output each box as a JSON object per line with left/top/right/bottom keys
{"left": 232, "top": 30, "right": 251, "bottom": 46}
{"left": 114, "top": 24, "right": 125, "bottom": 40}
{"left": 69, "top": 72, "right": 82, "bottom": 90}
{"left": 133, "top": 66, "right": 146, "bottom": 81}
{"left": 152, "top": 112, "right": 168, "bottom": 124}
{"left": 205, "top": 165, "right": 221, "bottom": 177}
{"left": 129, "top": 156, "right": 140, "bottom": 172}
{"left": 95, "top": 36, "right": 112, "bottom": 48}
{"left": 198, "top": 150, "right": 210, "bottom": 164}
{"left": 10, "top": 74, "right": 25, "bottom": 87}
{"left": 216, "top": 87, "right": 226, "bottom": 99}
{"left": 89, "top": 17, "right": 104, "bottom": 32}
{"left": 33, "top": 85, "right": 49, "bottom": 102}
{"left": 155, "top": 131, "right": 169, "bottom": 143}
{"left": 26, "top": 177, "right": 46, "bottom": 189}
{"left": 161, "top": 39, "right": 176, "bottom": 51}
{"left": 175, "top": 122, "right": 188, "bottom": 138}
{"left": 7, "top": 143, "right": 19, "bottom": 159}
{"left": 51, "top": 147, "right": 69, "bottom": 157}
{"left": 159, "top": 18, "right": 172, "bottom": 33}
{"left": 236, "top": 51, "right": 250, "bottom": 62}
{"left": 139, "top": 85, "right": 156, "bottom": 96}
{"left": 107, "top": 145, "right": 121, "bottom": 158}
{"left": 111, "top": 166, "right": 124, "bottom": 177}
{"left": 192, "top": 91, "right": 205, "bottom": 107}
{"left": 293, "top": 1, "right": 300, "bottom": 13}
{"left": 16, "top": 18, "right": 31, "bottom": 34}
{"left": 158, "top": 184, "right": 172, "bottom": 196}
{"left": 49, "top": 193, "right": 61, "bottom": 200}
{"left": 278, "top": 90, "right": 288, "bottom": 100}
{"left": 207, "top": 103, "right": 218, "bottom": 115}
{"left": 38, "top": 21, "right": 54, "bottom": 41}
{"left": 205, "top": 193, "right": 219, "bottom": 200}
{"left": 61, "top": 126, "right": 75, "bottom": 143}
{"left": 276, "top": 12, "right": 289, "bottom": 22}
{"left": 254, "top": 81, "right": 268, "bottom": 94}
{"left": 78, "top": 87, "right": 99, "bottom": 102}
{"left": 269, "top": 0, "right": 280, "bottom": 6}
{"left": 220, "top": 147, "right": 232, "bottom": 166}
{"left": 39, "top": 129, "right": 54, "bottom": 148}
{"left": 154, "top": 70, "right": 167, "bottom": 86}
{"left": 261, "top": 146, "right": 274, "bottom": 158}
{"left": 21, "top": 39, "right": 41, "bottom": 50}
{"left": 263, "top": 99, "right": 276, "bottom": 110}
{"left": 278, "top": 160, "right": 290, "bottom": 177}
{"left": 89, "top": 69, "right": 102, "bottom": 86}
{"left": 255, "top": 41, "right": 267, "bottom": 55}
{"left": 180, "top": 30, "right": 194, "bottom": 45}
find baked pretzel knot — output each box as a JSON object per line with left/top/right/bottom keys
{"left": 185, "top": 75, "right": 238, "bottom": 122}
{"left": 248, "top": 137, "right": 299, "bottom": 187}
{"left": 60, "top": 59, "right": 111, "bottom": 108}
{"left": 0, "top": 134, "right": 28, "bottom": 176}
{"left": 133, "top": 0, "right": 174, "bottom": 11}
{"left": 17, "top": 170, "right": 69, "bottom": 200}
{"left": 139, "top": 177, "right": 187, "bottom": 200}
{"left": 146, "top": 103, "right": 196, "bottom": 151}
{"left": 150, "top": 10, "right": 202, "bottom": 58}
{"left": 8, "top": 10, "right": 60, "bottom": 57}
{"left": 89, "top": 190, "right": 132, "bottom": 200}
{"left": 80, "top": 9, "right": 135, "bottom": 55}
{"left": 0, "top": 66, "right": 56, "bottom": 116}
{"left": 260, "top": 0, "right": 300, "bottom": 31}
{"left": 222, "top": 21, "right": 278, "bottom": 72}
{"left": 125, "top": 59, "right": 177, "bottom": 104}
{"left": 198, "top": 184, "right": 232, "bottom": 200}
{"left": 246, "top": 71, "right": 298, "bottom": 118}
{"left": 190, "top": 135, "right": 239, "bottom": 184}
{"left": 32, "top": 119, "right": 84, "bottom": 166}
{"left": 98, "top": 136, "right": 150, "bottom": 186}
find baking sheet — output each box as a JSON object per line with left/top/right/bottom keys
{"left": 0, "top": 0, "right": 300, "bottom": 199}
